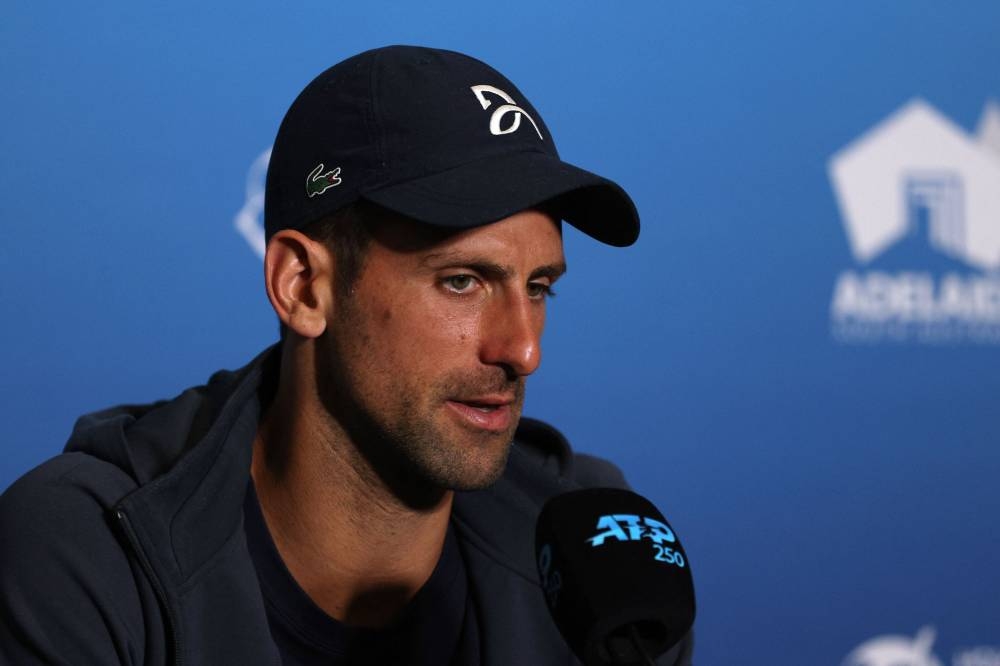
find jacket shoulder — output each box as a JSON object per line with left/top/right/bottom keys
{"left": 0, "top": 453, "right": 161, "bottom": 664}
{"left": 2, "top": 450, "right": 138, "bottom": 509}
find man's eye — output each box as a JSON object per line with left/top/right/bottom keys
{"left": 443, "top": 275, "right": 477, "bottom": 293}
{"left": 528, "top": 282, "right": 555, "bottom": 299}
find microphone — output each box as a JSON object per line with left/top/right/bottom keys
{"left": 535, "top": 488, "right": 695, "bottom": 666}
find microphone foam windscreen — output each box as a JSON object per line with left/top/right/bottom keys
{"left": 535, "top": 488, "right": 695, "bottom": 665}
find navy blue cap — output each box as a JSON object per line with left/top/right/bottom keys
{"left": 265, "top": 45, "right": 640, "bottom": 247}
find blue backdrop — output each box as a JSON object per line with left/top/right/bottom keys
{"left": 3, "top": 3, "right": 999, "bottom": 664}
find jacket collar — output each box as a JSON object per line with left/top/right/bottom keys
{"left": 112, "top": 346, "right": 276, "bottom": 589}
{"left": 70, "top": 344, "right": 577, "bottom": 592}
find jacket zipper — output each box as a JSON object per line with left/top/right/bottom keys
{"left": 114, "top": 508, "right": 183, "bottom": 666}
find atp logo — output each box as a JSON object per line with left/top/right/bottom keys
{"left": 471, "top": 84, "right": 544, "bottom": 141}
{"left": 827, "top": 98, "right": 1000, "bottom": 344}
{"left": 586, "top": 514, "right": 686, "bottom": 568}
{"left": 843, "top": 626, "right": 943, "bottom": 666}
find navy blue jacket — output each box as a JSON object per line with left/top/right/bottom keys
{"left": 0, "top": 348, "right": 692, "bottom": 665}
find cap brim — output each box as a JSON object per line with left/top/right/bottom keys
{"left": 362, "top": 151, "right": 640, "bottom": 247}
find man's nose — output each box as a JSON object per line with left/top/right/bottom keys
{"left": 479, "top": 293, "right": 543, "bottom": 378}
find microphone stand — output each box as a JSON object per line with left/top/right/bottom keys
{"left": 599, "top": 624, "right": 658, "bottom": 666}
{"left": 628, "top": 625, "right": 657, "bottom": 666}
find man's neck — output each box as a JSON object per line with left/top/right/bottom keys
{"left": 250, "top": 381, "right": 453, "bottom": 628}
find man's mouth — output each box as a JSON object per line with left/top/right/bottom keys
{"left": 445, "top": 396, "right": 516, "bottom": 431}
{"left": 461, "top": 400, "right": 505, "bottom": 412}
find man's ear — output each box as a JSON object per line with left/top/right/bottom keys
{"left": 264, "top": 230, "right": 333, "bottom": 339}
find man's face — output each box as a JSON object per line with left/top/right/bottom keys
{"left": 317, "top": 208, "right": 566, "bottom": 494}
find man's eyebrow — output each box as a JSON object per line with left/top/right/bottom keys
{"left": 530, "top": 262, "right": 567, "bottom": 281}
{"left": 420, "top": 252, "right": 566, "bottom": 281}
{"left": 420, "top": 252, "right": 512, "bottom": 277}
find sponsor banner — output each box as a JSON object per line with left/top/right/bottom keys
{"left": 829, "top": 100, "right": 1000, "bottom": 344}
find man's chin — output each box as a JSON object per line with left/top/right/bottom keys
{"left": 437, "top": 451, "right": 512, "bottom": 492}
{"left": 421, "top": 427, "right": 516, "bottom": 492}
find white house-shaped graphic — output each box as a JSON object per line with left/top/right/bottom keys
{"left": 842, "top": 626, "right": 942, "bottom": 666}
{"left": 829, "top": 99, "right": 1000, "bottom": 270}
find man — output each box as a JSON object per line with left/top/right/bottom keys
{"left": 0, "top": 46, "right": 692, "bottom": 664}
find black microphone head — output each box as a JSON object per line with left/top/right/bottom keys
{"left": 535, "top": 488, "right": 695, "bottom": 666}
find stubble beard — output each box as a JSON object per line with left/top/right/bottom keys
{"left": 314, "top": 313, "right": 524, "bottom": 508}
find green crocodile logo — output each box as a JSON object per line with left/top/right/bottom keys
{"left": 306, "top": 163, "right": 342, "bottom": 198}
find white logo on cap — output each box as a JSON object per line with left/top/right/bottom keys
{"left": 471, "top": 84, "right": 544, "bottom": 141}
